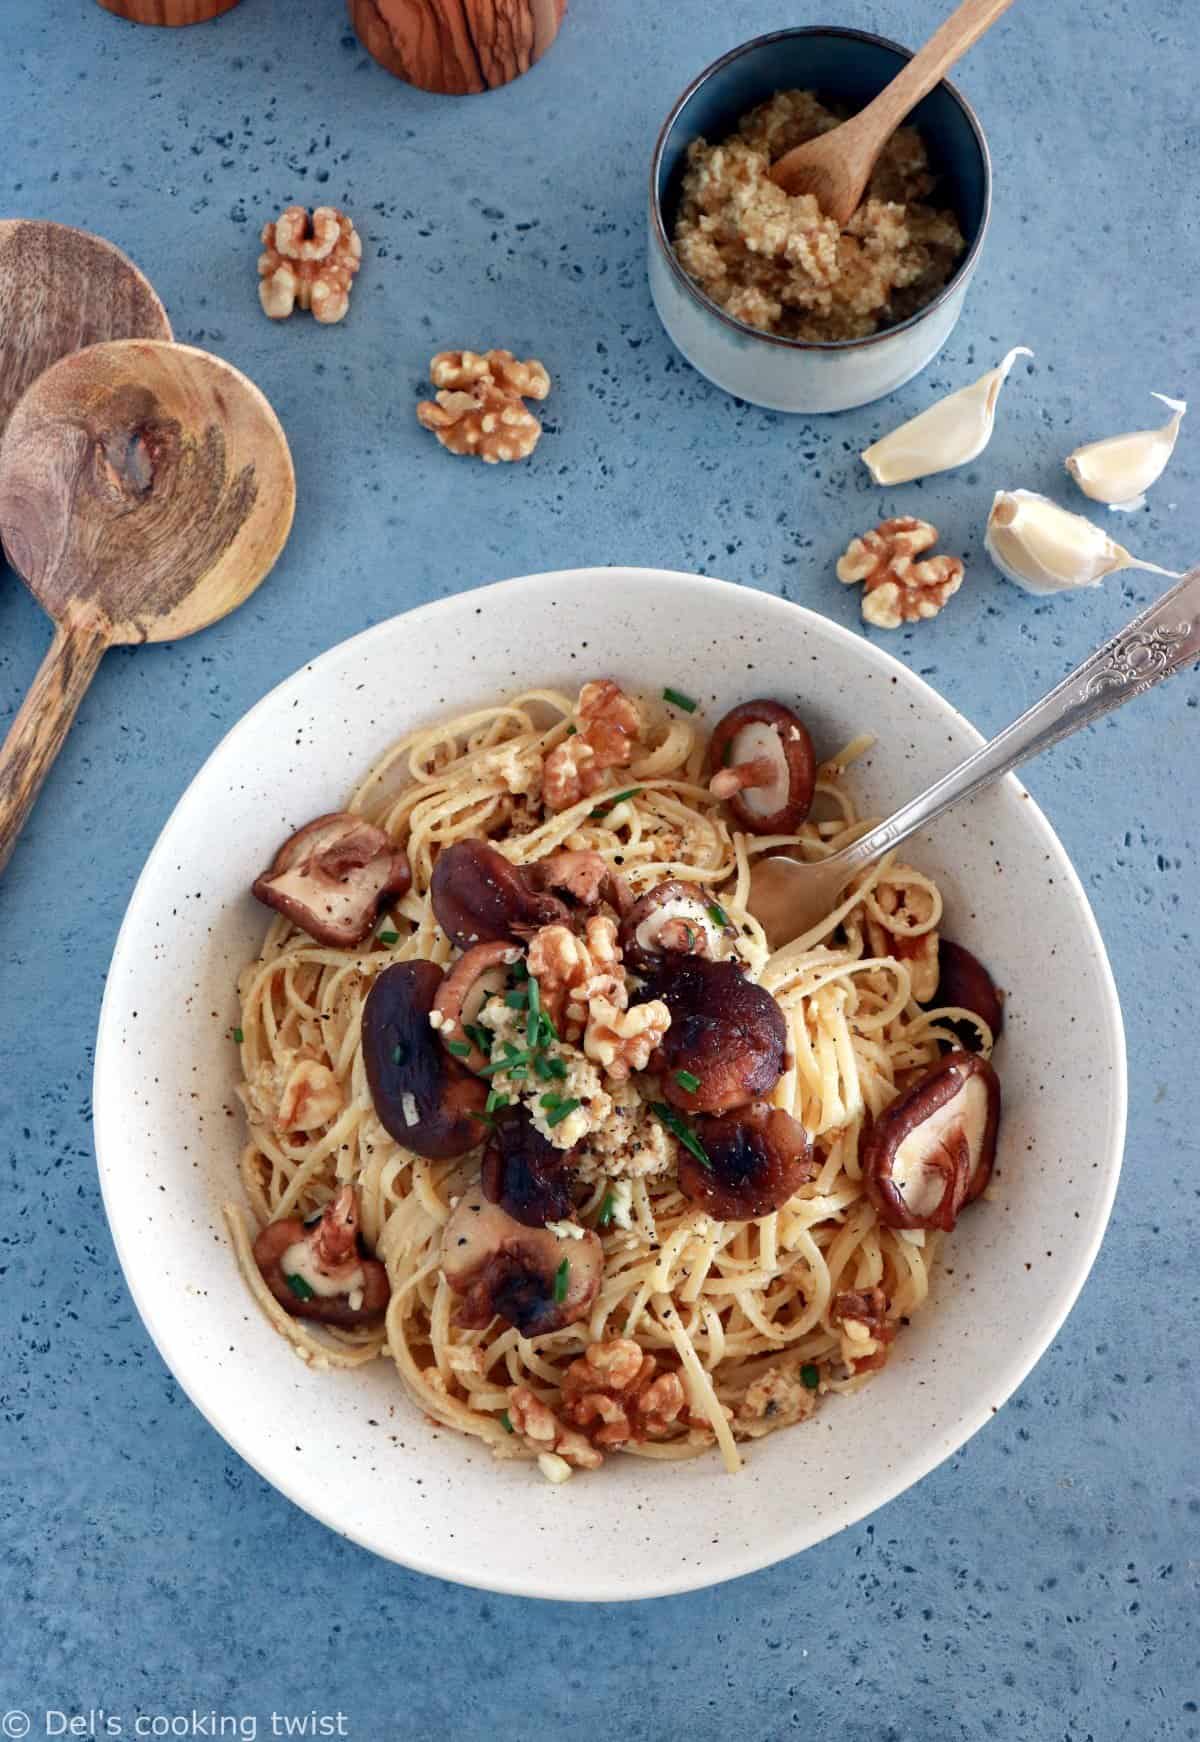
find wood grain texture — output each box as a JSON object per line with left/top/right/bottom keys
{"left": 0, "top": 607, "right": 109, "bottom": 877}
{"left": 769, "top": 0, "right": 1016, "bottom": 218}
{"left": 0, "top": 220, "right": 171, "bottom": 441}
{"left": 96, "top": 0, "right": 241, "bottom": 24}
{"left": 0, "top": 338, "right": 294, "bottom": 876}
{"left": 0, "top": 339, "right": 294, "bottom": 643}
{"left": 348, "top": 0, "right": 566, "bottom": 93}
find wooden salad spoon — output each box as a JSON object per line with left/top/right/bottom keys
{"left": 0, "top": 219, "right": 172, "bottom": 439}
{"left": 0, "top": 338, "right": 295, "bottom": 876}
{"left": 747, "top": 564, "right": 1200, "bottom": 952}
{"left": 769, "top": 0, "right": 1017, "bottom": 219}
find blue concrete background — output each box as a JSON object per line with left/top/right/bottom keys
{"left": 1, "top": 0, "right": 1197, "bottom": 1735}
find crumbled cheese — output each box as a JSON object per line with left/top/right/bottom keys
{"left": 401, "top": 1092, "right": 420, "bottom": 1128}
{"left": 537, "top": 1452, "right": 573, "bottom": 1484}
{"left": 545, "top": 1219, "right": 586, "bottom": 1241}
{"left": 484, "top": 742, "right": 542, "bottom": 797}
{"left": 607, "top": 1178, "right": 634, "bottom": 1229}
{"left": 348, "top": 1287, "right": 365, "bottom": 1311}
{"left": 428, "top": 1009, "right": 445, "bottom": 1030}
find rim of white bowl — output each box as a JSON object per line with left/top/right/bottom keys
{"left": 93, "top": 568, "right": 1126, "bottom": 1600}
{"left": 648, "top": 26, "right": 993, "bottom": 354}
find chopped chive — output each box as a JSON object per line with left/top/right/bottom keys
{"left": 479, "top": 1050, "right": 531, "bottom": 1077}
{"left": 650, "top": 1101, "right": 711, "bottom": 1170}
{"left": 511, "top": 958, "right": 529, "bottom": 982}
{"left": 545, "top": 1098, "right": 581, "bottom": 1129}
{"left": 465, "top": 1023, "right": 492, "bottom": 1055}
{"left": 801, "top": 1364, "right": 820, "bottom": 1391}
{"left": 500, "top": 1410, "right": 514, "bottom": 1433}
{"left": 597, "top": 1191, "right": 616, "bottom": 1230}
{"left": 504, "top": 989, "right": 529, "bottom": 1009}
{"left": 662, "top": 686, "right": 698, "bottom": 713}
{"left": 232, "top": 1027, "right": 244, "bottom": 1045}
{"left": 708, "top": 902, "right": 730, "bottom": 928}
{"left": 503, "top": 1040, "right": 521, "bottom": 1060}
{"left": 533, "top": 1055, "right": 554, "bottom": 1081}
{"left": 377, "top": 929, "right": 400, "bottom": 945}
{"left": 544, "top": 1056, "right": 568, "bottom": 1081}
{"left": 285, "top": 1273, "right": 315, "bottom": 1302}
{"left": 485, "top": 1089, "right": 509, "bottom": 1114}
{"left": 537, "top": 1010, "right": 558, "bottom": 1048}
{"left": 589, "top": 787, "right": 643, "bottom": 818}
{"left": 683, "top": 925, "right": 695, "bottom": 951}
{"left": 553, "top": 1258, "right": 569, "bottom": 1302}
{"left": 526, "top": 975, "right": 542, "bottom": 1048}
{"left": 391, "top": 1042, "right": 408, "bottom": 1067}
{"left": 446, "top": 1039, "right": 471, "bottom": 1058}
{"left": 509, "top": 1066, "right": 529, "bottom": 1081}
{"left": 565, "top": 724, "right": 577, "bottom": 737}
{"left": 539, "top": 1091, "right": 562, "bottom": 1111}
{"left": 674, "top": 1068, "right": 701, "bottom": 1093}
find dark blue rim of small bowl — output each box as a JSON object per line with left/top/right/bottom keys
{"left": 649, "top": 25, "right": 994, "bottom": 355}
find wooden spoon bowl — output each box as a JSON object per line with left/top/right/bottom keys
{"left": 0, "top": 220, "right": 172, "bottom": 440}
{"left": 0, "top": 338, "right": 295, "bottom": 874}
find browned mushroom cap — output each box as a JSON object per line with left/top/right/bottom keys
{"left": 431, "top": 940, "right": 522, "bottom": 1072}
{"left": 440, "top": 1187, "right": 603, "bottom": 1336}
{"left": 707, "top": 701, "right": 816, "bottom": 834}
{"left": 430, "top": 839, "right": 569, "bottom": 951}
{"left": 680, "top": 1104, "right": 816, "bottom": 1219}
{"left": 362, "top": 961, "right": 487, "bottom": 1157}
{"left": 619, "top": 879, "right": 738, "bottom": 975}
{"left": 480, "top": 1105, "right": 576, "bottom": 1228}
{"left": 529, "top": 849, "right": 632, "bottom": 915}
{"left": 252, "top": 812, "right": 412, "bottom": 947}
{"left": 252, "top": 1185, "right": 390, "bottom": 1327}
{"left": 652, "top": 957, "right": 788, "bottom": 1115}
{"left": 928, "top": 940, "right": 1005, "bottom": 1050}
{"left": 863, "top": 1050, "right": 1001, "bottom": 1233}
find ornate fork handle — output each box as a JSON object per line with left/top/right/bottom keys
{"left": 835, "top": 565, "right": 1200, "bottom": 877}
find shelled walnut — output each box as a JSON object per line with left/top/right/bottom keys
{"left": 416, "top": 349, "right": 550, "bottom": 463}
{"left": 837, "top": 517, "right": 964, "bottom": 629}
{"left": 258, "top": 207, "right": 362, "bottom": 325}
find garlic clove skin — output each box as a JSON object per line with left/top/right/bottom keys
{"left": 985, "top": 490, "right": 1183, "bottom": 596}
{"left": 1065, "top": 394, "right": 1186, "bottom": 512}
{"left": 861, "top": 347, "right": 1033, "bottom": 487}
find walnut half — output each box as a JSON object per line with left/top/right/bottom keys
{"left": 837, "top": 517, "right": 964, "bottom": 629}
{"left": 258, "top": 206, "right": 362, "bottom": 325}
{"left": 417, "top": 349, "right": 550, "bottom": 464}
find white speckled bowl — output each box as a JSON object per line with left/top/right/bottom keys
{"left": 648, "top": 28, "right": 992, "bottom": 412}
{"left": 94, "top": 569, "right": 1125, "bottom": 1600}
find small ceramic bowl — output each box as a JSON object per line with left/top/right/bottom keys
{"left": 648, "top": 27, "right": 992, "bottom": 414}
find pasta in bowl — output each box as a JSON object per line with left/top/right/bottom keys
{"left": 228, "top": 675, "right": 1003, "bottom": 1482}
{"left": 93, "top": 568, "right": 1124, "bottom": 1597}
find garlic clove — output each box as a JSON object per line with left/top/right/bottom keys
{"left": 1065, "top": 394, "right": 1187, "bottom": 512}
{"left": 985, "top": 490, "right": 1183, "bottom": 596}
{"left": 861, "top": 347, "right": 1033, "bottom": 487}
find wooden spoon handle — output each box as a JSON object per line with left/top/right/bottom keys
{"left": 852, "top": 0, "right": 1016, "bottom": 141}
{"left": 0, "top": 608, "right": 110, "bottom": 877}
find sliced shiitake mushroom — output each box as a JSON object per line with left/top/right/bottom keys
{"left": 431, "top": 940, "right": 522, "bottom": 1072}
{"left": 480, "top": 1105, "right": 575, "bottom": 1228}
{"left": 362, "top": 960, "right": 487, "bottom": 1157}
{"left": 430, "top": 839, "right": 568, "bottom": 950}
{"left": 529, "top": 849, "right": 632, "bottom": 914}
{"left": 253, "top": 1184, "right": 390, "bottom": 1327}
{"left": 680, "top": 1104, "right": 816, "bottom": 1219}
{"left": 707, "top": 701, "right": 816, "bottom": 835}
{"left": 863, "top": 1050, "right": 1001, "bottom": 1233}
{"left": 928, "top": 940, "right": 1005, "bottom": 1050}
{"left": 652, "top": 956, "right": 788, "bottom": 1115}
{"left": 619, "top": 879, "right": 738, "bottom": 975}
{"left": 252, "top": 812, "right": 411, "bottom": 947}
{"left": 440, "top": 1187, "right": 602, "bottom": 1336}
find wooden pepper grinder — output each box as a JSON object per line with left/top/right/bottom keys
{"left": 348, "top": 0, "right": 567, "bottom": 94}
{"left": 96, "top": 0, "right": 240, "bottom": 23}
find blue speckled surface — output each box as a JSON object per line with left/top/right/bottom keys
{"left": 1, "top": 0, "right": 1197, "bottom": 1734}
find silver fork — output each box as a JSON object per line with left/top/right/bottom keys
{"left": 747, "top": 565, "right": 1200, "bottom": 951}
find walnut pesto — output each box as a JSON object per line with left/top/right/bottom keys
{"left": 673, "top": 90, "right": 965, "bottom": 343}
